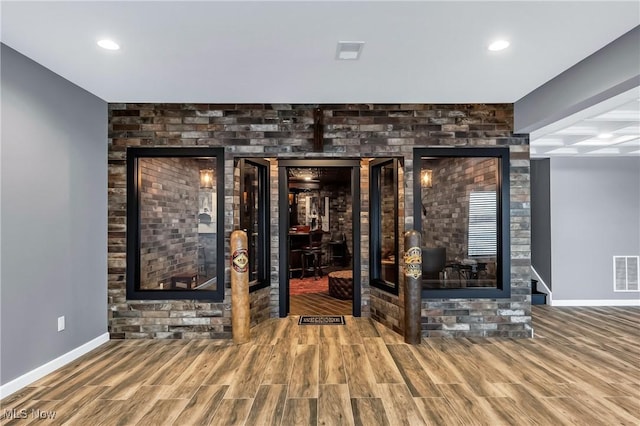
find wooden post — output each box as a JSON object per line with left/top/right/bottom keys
{"left": 313, "top": 107, "right": 324, "bottom": 152}
{"left": 404, "top": 230, "right": 422, "bottom": 345}
{"left": 230, "top": 230, "right": 250, "bottom": 344}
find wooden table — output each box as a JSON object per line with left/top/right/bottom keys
{"left": 171, "top": 272, "right": 198, "bottom": 289}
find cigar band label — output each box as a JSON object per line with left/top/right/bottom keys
{"left": 404, "top": 246, "right": 422, "bottom": 279}
{"left": 232, "top": 249, "right": 249, "bottom": 273}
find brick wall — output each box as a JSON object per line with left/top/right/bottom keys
{"left": 108, "top": 103, "right": 531, "bottom": 339}
{"left": 421, "top": 157, "right": 497, "bottom": 261}
{"left": 295, "top": 183, "right": 353, "bottom": 258}
{"left": 250, "top": 287, "right": 271, "bottom": 327}
{"left": 139, "top": 157, "right": 199, "bottom": 289}
{"left": 422, "top": 143, "right": 531, "bottom": 338}
{"left": 371, "top": 163, "right": 406, "bottom": 332}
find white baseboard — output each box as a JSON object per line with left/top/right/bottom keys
{"left": 0, "top": 332, "right": 109, "bottom": 399}
{"left": 552, "top": 299, "right": 640, "bottom": 307}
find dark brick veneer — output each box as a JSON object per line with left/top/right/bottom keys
{"left": 108, "top": 103, "right": 531, "bottom": 339}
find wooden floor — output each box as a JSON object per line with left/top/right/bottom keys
{"left": 1, "top": 306, "right": 639, "bottom": 425}
{"left": 290, "top": 293, "right": 352, "bottom": 316}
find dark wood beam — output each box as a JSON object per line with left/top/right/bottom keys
{"left": 313, "top": 107, "right": 324, "bottom": 152}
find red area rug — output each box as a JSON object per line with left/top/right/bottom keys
{"left": 289, "top": 276, "right": 329, "bottom": 295}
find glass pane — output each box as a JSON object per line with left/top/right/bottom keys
{"left": 138, "top": 157, "right": 217, "bottom": 291}
{"left": 420, "top": 156, "right": 498, "bottom": 289}
{"left": 241, "top": 162, "right": 260, "bottom": 283}
{"left": 380, "top": 163, "right": 397, "bottom": 287}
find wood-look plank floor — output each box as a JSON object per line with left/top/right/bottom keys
{"left": 290, "top": 293, "right": 352, "bottom": 316}
{"left": 1, "top": 306, "right": 639, "bottom": 425}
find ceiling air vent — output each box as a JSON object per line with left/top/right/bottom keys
{"left": 613, "top": 256, "right": 639, "bottom": 292}
{"left": 336, "top": 41, "right": 365, "bottom": 60}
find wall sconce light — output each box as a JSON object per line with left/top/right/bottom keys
{"left": 421, "top": 169, "right": 433, "bottom": 188}
{"left": 421, "top": 169, "right": 432, "bottom": 216}
{"left": 200, "top": 169, "right": 214, "bottom": 189}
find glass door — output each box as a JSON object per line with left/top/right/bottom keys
{"left": 238, "top": 158, "right": 270, "bottom": 291}
{"left": 370, "top": 158, "right": 401, "bottom": 295}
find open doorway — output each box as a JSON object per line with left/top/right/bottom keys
{"left": 278, "top": 160, "right": 361, "bottom": 317}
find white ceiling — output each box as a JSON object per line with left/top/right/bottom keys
{"left": 530, "top": 87, "right": 640, "bottom": 157}
{"left": 1, "top": 1, "right": 638, "bottom": 157}
{"left": 1, "top": 1, "right": 638, "bottom": 105}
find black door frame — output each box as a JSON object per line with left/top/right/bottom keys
{"left": 278, "top": 159, "right": 361, "bottom": 317}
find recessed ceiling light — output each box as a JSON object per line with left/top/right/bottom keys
{"left": 97, "top": 39, "right": 120, "bottom": 51}
{"left": 488, "top": 40, "right": 510, "bottom": 52}
{"left": 336, "top": 41, "right": 365, "bottom": 60}
{"left": 597, "top": 133, "right": 613, "bottom": 139}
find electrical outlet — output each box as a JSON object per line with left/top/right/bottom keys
{"left": 57, "top": 316, "right": 65, "bottom": 332}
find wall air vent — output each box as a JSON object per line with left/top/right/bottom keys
{"left": 613, "top": 256, "right": 639, "bottom": 292}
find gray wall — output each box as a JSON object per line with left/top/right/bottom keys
{"left": 531, "top": 159, "right": 551, "bottom": 288}
{"left": 550, "top": 157, "right": 640, "bottom": 301}
{"left": 515, "top": 25, "right": 640, "bottom": 134}
{"left": 1, "top": 44, "right": 108, "bottom": 385}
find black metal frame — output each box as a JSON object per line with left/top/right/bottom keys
{"left": 238, "top": 158, "right": 270, "bottom": 292}
{"left": 126, "top": 147, "right": 225, "bottom": 301}
{"left": 369, "top": 158, "right": 401, "bottom": 295}
{"left": 413, "top": 147, "right": 511, "bottom": 299}
{"left": 278, "top": 159, "right": 361, "bottom": 317}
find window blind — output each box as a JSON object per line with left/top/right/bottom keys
{"left": 468, "top": 191, "right": 497, "bottom": 256}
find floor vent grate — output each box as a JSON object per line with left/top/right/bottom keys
{"left": 613, "top": 256, "right": 639, "bottom": 292}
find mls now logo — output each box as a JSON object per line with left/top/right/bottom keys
{"left": 1, "top": 409, "right": 56, "bottom": 420}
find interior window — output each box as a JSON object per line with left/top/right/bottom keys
{"left": 414, "top": 147, "right": 510, "bottom": 299}
{"left": 127, "top": 148, "right": 225, "bottom": 300}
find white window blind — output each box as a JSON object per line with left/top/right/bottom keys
{"left": 468, "top": 191, "right": 497, "bottom": 256}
